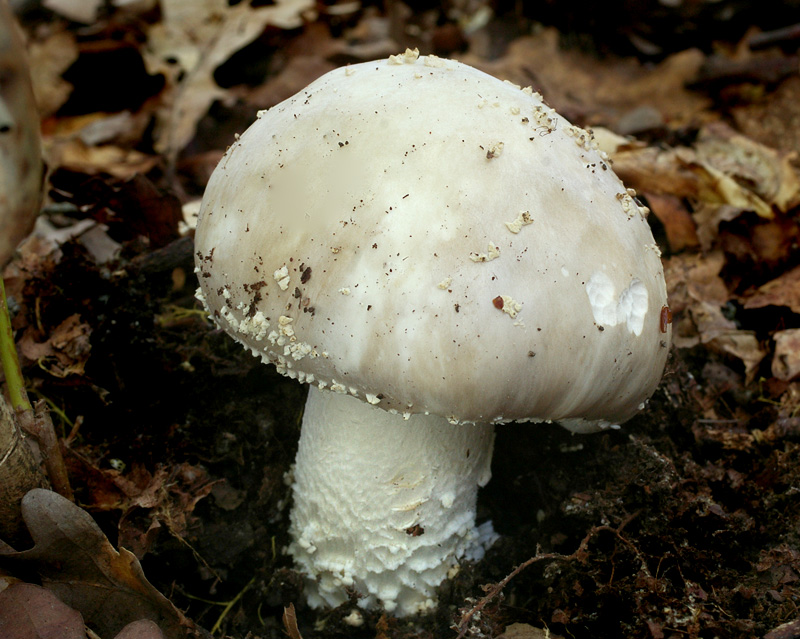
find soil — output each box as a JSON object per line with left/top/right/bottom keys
{"left": 3, "top": 2, "right": 800, "bottom": 638}
{"left": 16, "top": 220, "right": 800, "bottom": 638}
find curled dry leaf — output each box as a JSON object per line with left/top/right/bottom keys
{"left": 744, "top": 265, "right": 800, "bottom": 314}
{"left": 772, "top": 329, "right": 800, "bottom": 382}
{"left": 664, "top": 251, "right": 730, "bottom": 314}
{"left": 282, "top": 603, "right": 303, "bottom": 639}
{"left": 50, "top": 140, "right": 160, "bottom": 180}
{"left": 644, "top": 191, "right": 699, "bottom": 253}
{"left": 612, "top": 143, "right": 775, "bottom": 219}
{"left": 116, "top": 463, "right": 217, "bottom": 558}
{"left": 691, "top": 202, "right": 747, "bottom": 251}
{"left": 665, "top": 253, "right": 766, "bottom": 381}
{"left": 0, "top": 489, "right": 207, "bottom": 639}
{"left": 612, "top": 122, "right": 800, "bottom": 253}
{"left": 43, "top": 109, "right": 159, "bottom": 180}
{"left": 705, "top": 331, "right": 766, "bottom": 384}
{"left": 62, "top": 456, "right": 217, "bottom": 558}
{"left": 143, "top": 0, "right": 315, "bottom": 161}
{"left": 17, "top": 313, "right": 92, "bottom": 378}
{"left": 26, "top": 28, "right": 79, "bottom": 119}
{"left": 695, "top": 122, "right": 800, "bottom": 213}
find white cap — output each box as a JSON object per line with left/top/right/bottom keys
{"left": 195, "top": 49, "right": 670, "bottom": 430}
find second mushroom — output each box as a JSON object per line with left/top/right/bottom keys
{"left": 194, "top": 49, "right": 671, "bottom": 616}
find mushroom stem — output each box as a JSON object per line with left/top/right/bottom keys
{"left": 288, "top": 386, "right": 496, "bottom": 616}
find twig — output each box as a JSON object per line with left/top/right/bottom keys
{"left": 691, "top": 54, "right": 799, "bottom": 88}
{"left": 748, "top": 23, "right": 800, "bottom": 50}
{"left": 454, "top": 552, "right": 553, "bottom": 638}
{"left": 454, "top": 513, "right": 641, "bottom": 638}
{"left": 16, "top": 401, "right": 73, "bottom": 501}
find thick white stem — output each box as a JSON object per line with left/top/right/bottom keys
{"left": 287, "top": 386, "right": 495, "bottom": 616}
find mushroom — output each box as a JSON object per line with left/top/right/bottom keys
{"left": 194, "top": 49, "right": 671, "bottom": 616}
{"left": 0, "top": 2, "right": 43, "bottom": 266}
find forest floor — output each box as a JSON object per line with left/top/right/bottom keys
{"left": 2, "top": 1, "right": 800, "bottom": 638}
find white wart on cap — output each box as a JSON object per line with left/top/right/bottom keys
{"left": 194, "top": 48, "right": 671, "bottom": 615}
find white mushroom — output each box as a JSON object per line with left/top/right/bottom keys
{"left": 194, "top": 50, "right": 671, "bottom": 616}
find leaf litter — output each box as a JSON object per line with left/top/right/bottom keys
{"left": 1, "top": 2, "right": 800, "bottom": 638}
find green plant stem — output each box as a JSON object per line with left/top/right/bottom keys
{"left": 181, "top": 576, "right": 256, "bottom": 635}
{"left": 210, "top": 577, "right": 254, "bottom": 635}
{"left": 0, "top": 277, "right": 30, "bottom": 411}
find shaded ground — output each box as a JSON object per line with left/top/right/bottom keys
{"left": 2, "top": 1, "right": 800, "bottom": 638}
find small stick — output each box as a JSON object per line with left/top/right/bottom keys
{"left": 454, "top": 514, "right": 641, "bottom": 638}
{"left": 748, "top": 23, "right": 800, "bottom": 49}
{"left": 16, "top": 401, "right": 73, "bottom": 501}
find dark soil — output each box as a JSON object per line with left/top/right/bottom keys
{"left": 10, "top": 211, "right": 798, "bottom": 638}
{"left": 4, "top": 2, "right": 800, "bottom": 638}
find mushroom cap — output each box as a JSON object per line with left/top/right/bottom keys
{"left": 195, "top": 50, "right": 671, "bottom": 427}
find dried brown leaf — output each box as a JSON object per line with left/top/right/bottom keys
{"left": 613, "top": 144, "right": 774, "bottom": 219}
{"left": 772, "top": 329, "right": 800, "bottom": 382}
{"left": 27, "top": 28, "right": 79, "bottom": 118}
{"left": 497, "top": 623, "right": 564, "bottom": 638}
{"left": 63, "top": 456, "right": 216, "bottom": 559}
{"left": 463, "top": 29, "right": 710, "bottom": 126}
{"left": 245, "top": 54, "right": 336, "bottom": 110}
{"left": 114, "top": 619, "right": 166, "bottom": 639}
{"left": 695, "top": 122, "right": 800, "bottom": 212}
{"left": 282, "top": 603, "right": 303, "bottom": 639}
{"left": 42, "top": 0, "right": 102, "bottom": 25}
{"left": 0, "top": 489, "right": 206, "bottom": 639}
{"left": 143, "top": 0, "right": 315, "bottom": 161}
{"left": 692, "top": 203, "right": 744, "bottom": 251}
{"left": 118, "top": 463, "right": 217, "bottom": 558}
{"left": 17, "top": 314, "right": 91, "bottom": 378}
{"left": 733, "top": 77, "right": 800, "bottom": 157}
{"left": 644, "top": 191, "right": 699, "bottom": 252}
{"left": 48, "top": 140, "right": 160, "bottom": 180}
{"left": 677, "top": 294, "right": 766, "bottom": 381}
{"left": 104, "top": 175, "right": 183, "bottom": 248}
{"left": 719, "top": 214, "right": 800, "bottom": 270}
{"left": 744, "top": 265, "right": 800, "bottom": 314}
{"left": 614, "top": 122, "right": 800, "bottom": 257}
{"left": 664, "top": 252, "right": 766, "bottom": 378}
{"left": 706, "top": 330, "right": 766, "bottom": 384}
{"left": 664, "top": 251, "right": 729, "bottom": 314}
{"left": 0, "top": 582, "right": 86, "bottom": 639}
